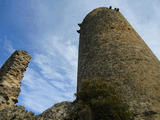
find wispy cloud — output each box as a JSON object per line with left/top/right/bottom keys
{"left": 33, "top": 35, "right": 78, "bottom": 85}
{"left": 19, "top": 67, "right": 74, "bottom": 113}
{"left": 0, "top": 36, "right": 15, "bottom": 67}
{"left": 1, "top": 36, "right": 15, "bottom": 54}
{"left": 18, "top": 35, "right": 77, "bottom": 113}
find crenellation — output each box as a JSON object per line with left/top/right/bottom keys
{"left": 78, "top": 23, "right": 82, "bottom": 27}
{"left": 77, "top": 29, "right": 81, "bottom": 33}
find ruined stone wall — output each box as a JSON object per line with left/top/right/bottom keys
{"left": 0, "top": 50, "right": 31, "bottom": 110}
{"left": 77, "top": 7, "right": 160, "bottom": 120}
{"left": 0, "top": 50, "right": 74, "bottom": 120}
{"left": 0, "top": 7, "right": 160, "bottom": 120}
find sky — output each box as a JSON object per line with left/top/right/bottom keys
{"left": 0, "top": 0, "right": 160, "bottom": 114}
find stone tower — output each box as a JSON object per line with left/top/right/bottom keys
{"left": 77, "top": 7, "right": 160, "bottom": 119}
{"left": 0, "top": 50, "right": 31, "bottom": 110}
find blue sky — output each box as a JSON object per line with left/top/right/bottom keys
{"left": 0, "top": 0, "right": 160, "bottom": 114}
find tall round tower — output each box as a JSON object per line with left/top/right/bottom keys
{"left": 77, "top": 7, "right": 160, "bottom": 119}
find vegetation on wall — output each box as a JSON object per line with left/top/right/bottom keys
{"left": 75, "top": 78, "right": 134, "bottom": 120}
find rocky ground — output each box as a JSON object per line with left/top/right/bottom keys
{"left": 0, "top": 101, "right": 77, "bottom": 120}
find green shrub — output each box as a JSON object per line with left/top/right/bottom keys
{"left": 75, "top": 78, "right": 134, "bottom": 120}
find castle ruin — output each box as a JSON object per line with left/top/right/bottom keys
{"left": 77, "top": 7, "right": 160, "bottom": 119}
{"left": 0, "top": 7, "right": 160, "bottom": 120}
{"left": 0, "top": 50, "right": 31, "bottom": 110}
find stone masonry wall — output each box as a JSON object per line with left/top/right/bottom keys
{"left": 0, "top": 50, "right": 31, "bottom": 110}
{"left": 0, "top": 50, "right": 74, "bottom": 120}
{"left": 0, "top": 7, "right": 160, "bottom": 120}
{"left": 77, "top": 7, "right": 160, "bottom": 120}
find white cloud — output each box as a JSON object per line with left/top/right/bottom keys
{"left": 34, "top": 35, "right": 78, "bottom": 82}
{"left": 18, "top": 35, "right": 77, "bottom": 113}
{"left": 3, "top": 36, "right": 15, "bottom": 54}
{"left": 18, "top": 67, "right": 71, "bottom": 113}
